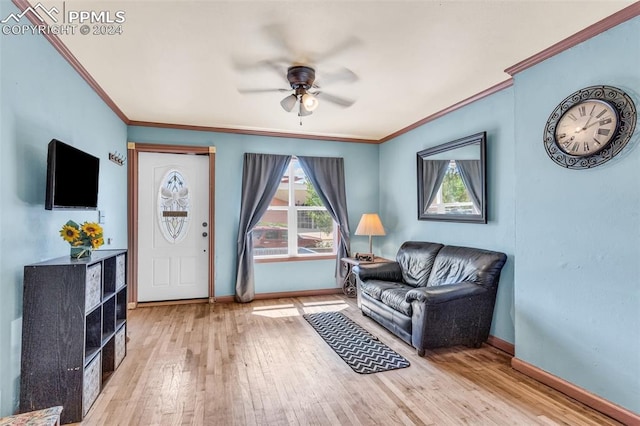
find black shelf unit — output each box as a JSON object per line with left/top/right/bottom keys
{"left": 20, "top": 249, "right": 127, "bottom": 424}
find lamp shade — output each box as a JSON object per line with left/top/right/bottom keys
{"left": 355, "top": 213, "right": 386, "bottom": 236}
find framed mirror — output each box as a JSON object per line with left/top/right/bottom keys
{"left": 417, "top": 132, "right": 486, "bottom": 223}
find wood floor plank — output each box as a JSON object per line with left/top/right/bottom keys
{"left": 77, "top": 295, "right": 622, "bottom": 426}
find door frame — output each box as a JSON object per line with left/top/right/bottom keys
{"left": 127, "top": 142, "right": 216, "bottom": 308}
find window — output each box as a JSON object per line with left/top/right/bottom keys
{"left": 252, "top": 158, "right": 336, "bottom": 258}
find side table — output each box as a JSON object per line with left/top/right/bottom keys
{"left": 341, "top": 256, "right": 392, "bottom": 297}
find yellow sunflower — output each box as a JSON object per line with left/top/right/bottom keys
{"left": 91, "top": 237, "right": 104, "bottom": 249}
{"left": 81, "top": 222, "right": 103, "bottom": 238}
{"left": 60, "top": 224, "right": 80, "bottom": 243}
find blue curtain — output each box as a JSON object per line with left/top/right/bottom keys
{"left": 298, "top": 156, "right": 351, "bottom": 287}
{"left": 235, "top": 153, "right": 291, "bottom": 302}
{"left": 456, "top": 160, "right": 482, "bottom": 212}
{"left": 421, "top": 160, "right": 450, "bottom": 214}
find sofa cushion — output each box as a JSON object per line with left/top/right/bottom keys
{"left": 380, "top": 288, "right": 412, "bottom": 316}
{"left": 396, "top": 241, "right": 444, "bottom": 287}
{"left": 426, "top": 245, "right": 508, "bottom": 289}
{"left": 359, "top": 280, "right": 408, "bottom": 301}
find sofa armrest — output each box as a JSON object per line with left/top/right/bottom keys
{"left": 353, "top": 262, "right": 403, "bottom": 282}
{"left": 405, "top": 281, "right": 486, "bottom": 304}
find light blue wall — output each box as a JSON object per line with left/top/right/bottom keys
{"left": 126, "top": 126, "right": 380, "bottom": 297}
{"left": 1, "top": 0, "right": 638, "bottom": 417}
{"left": 379, "top": 87, "right": 516, "bottom": 344}
{"left": 380, "top": 15, "right": 640, "bottom": 414}
{"left": 0, "top": 1, "right": 128, "bottom": 416}
{"left": 513, "top": 17, "right": 639, "bottom": 412}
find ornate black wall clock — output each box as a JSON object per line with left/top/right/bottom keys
{"left": 543, "top": 85, "right": 637, "bottom": 169}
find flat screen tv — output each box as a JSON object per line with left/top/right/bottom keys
{"left": 45, "top": 139, "right": 100, "bottom": 210}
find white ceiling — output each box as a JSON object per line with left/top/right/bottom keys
{"left": 38, "top": 1, "right": 634, "bottom": 141}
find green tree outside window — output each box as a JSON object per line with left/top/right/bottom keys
{"left": 303, "top": 178, "right": 333, "bottom": 233}
{"left": 441, "top": 163, "right": 470, "bottom": 204}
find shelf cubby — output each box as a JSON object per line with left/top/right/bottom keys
{"left": 102, "top": 295, "right": 116, "bottom": 344}
{"left": 116, "top": 288, "right": 127, "bottom": 328}
{"left": 101, "top": 335, "right": 116, "bottom": 385}
{"left": 85, "top": 307, "right": 102, "bottom": 363}
{"left": 103, "top": 256, "right": 116, "bottom": 298}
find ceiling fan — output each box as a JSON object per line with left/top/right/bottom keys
{"left": 238, "top": 63, "right": 358, "bottom": 124}
{"left": 236, "top": 24, "right": 360, "bottom": 124}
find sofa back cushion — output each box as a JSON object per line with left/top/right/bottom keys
{"left": 395, "top": 241, "right": 444, "bottom": 287}
{"left": 426, "top": 245, "right": 507, "bottom": 289}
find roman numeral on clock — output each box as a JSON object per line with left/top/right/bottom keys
{"left": 597, "top": 128, "right": 611, "bottom": 136}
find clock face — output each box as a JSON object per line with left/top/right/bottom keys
{"left": 555, "top": 100, "right": 618, "bottom": 157}
{"left": 543, "top": 85, "right": 637, "bottom": 170}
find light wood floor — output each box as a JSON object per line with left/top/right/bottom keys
{"left": 80, "top": 295, "right": 620, "bottom": 425}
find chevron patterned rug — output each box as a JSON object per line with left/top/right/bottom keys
{"left": 303, "top": 311, "right": 410, "bottom": 374}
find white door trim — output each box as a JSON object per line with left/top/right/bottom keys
{"left": 127, "top": 142, "right": 216, "bottom": 308}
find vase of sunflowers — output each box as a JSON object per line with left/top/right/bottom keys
{"left": 60, "top": 220, "right": 104, "bottom": 259}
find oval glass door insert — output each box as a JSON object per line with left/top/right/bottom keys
{"left": 157, "top": 169, "right": 190, "bottom": 243}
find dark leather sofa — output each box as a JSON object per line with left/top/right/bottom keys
{"left": 353, "top": 241, "right": 507, "bottom": 356}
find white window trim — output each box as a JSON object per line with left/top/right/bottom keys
{"left": 254, "top": 158, "right": 337, "bottom": 261}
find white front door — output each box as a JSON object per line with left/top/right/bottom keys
{"left": 137, "top": 152, "right": 210, "bottom": 302}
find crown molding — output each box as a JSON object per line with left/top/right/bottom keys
{"left": 128, "top": 120, "right": 379, "bottom": 144}
{"left": 14, "top": 0, "right": 639, "bottom": 144}
{"left": 378, "top": 79, "right": 514, "bottom": 143}
{"left": 505, "top": 2, "right": 640, "bottom": 76}
{"left": 11, "top": 0, "right": 128, "bottom": 123}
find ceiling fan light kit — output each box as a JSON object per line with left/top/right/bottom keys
{"left": 239, "top": 63, "right": 357, "bottom": 125}
{"left": 280, "top": 94, "right": 298, "bottom": 112}
{"left": 302, "top": 93, "right": 319, "bottom": 111}
{"left": 284, "top": 66, "right": 319, "bottom": 124}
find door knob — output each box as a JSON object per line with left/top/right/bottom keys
{"left": 202, "top": 222, "right": 208, "bottom": 227}
{"left": 202, "top": 232, "right": 208, "bottom": 237}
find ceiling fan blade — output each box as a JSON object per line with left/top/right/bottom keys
{"left": 262, "top": 23, "right": 300, "bottom": 59}
{"left": 316, "top": 67, "right": 358, "bottom": 87}
{"left": 233, "top": 58, "right": 292, "bottom": 86}
{"left": 280, "top": 94, "right": 298, "bottom": 112}
{"left": 234, "top": 58, "right": 288, "bottom": 73}
{"left": 238, "top": 88, "right": 291, "bottom": 94}
{"left": 313, "top": 36, "right": 362, "bottom": 63}
{"left": 315, "top": 91, "right": 355, "bottom": 108}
